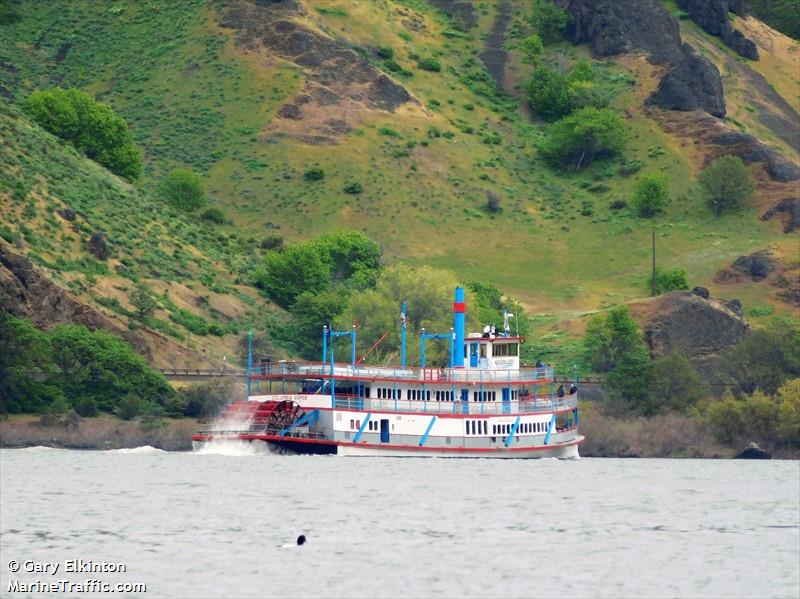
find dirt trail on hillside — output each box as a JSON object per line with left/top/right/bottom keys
{"left": 480, "top": 1, "right": 513, "bottom": 89}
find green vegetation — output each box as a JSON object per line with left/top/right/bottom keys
{"left": 130, "top": 282, "right": 157, "bottom": 320}
{"left": 253, "top": 232, "right": 381, "bottom": 309}
{"left": 201, "top": 206, "right": 225, "bottom": 224}
{"left": 304, "top": 167, "right": 325, "bottom": 181}
{"left": 632, "top": 174, "right": 669, "bottom": 218}
{"left": 23, "top": 87, "right": 142, "bottom": 181}
{"left": 699, "top": 156, "right": 756, "bottom": 216}
{"left": 526, "top": 66, "right": 574, "bottom": 121}
{"left": 583, "top": 306, "right": 652, "bottom": 414}
{"left": 529, "top": 0, "right": 571, "bottom": 44}
{"left": 416, "top": 57, "right": 442, "bottom": 72}
{"left": 651, "top": 268, "right": 689, "bottom": 295}
{"left": 720, "top": 326, "right": 800, "bottom": 396}
{"left": 542, "top": 107, "right": 629, "bottom": 171}
{"left": 520, "top": 34, "right": 544, "bottom": 65}
{"left": 706, "top": 379, "right": 800, "bottom": 451}
{"left": 748, "top": 0, "right": 800, "bottom": 39}
{"left": 0, "top": 310, "right": 171, "bottom": 415}
{"left": 159, "top": 168, "right": 207, "bottom": 212}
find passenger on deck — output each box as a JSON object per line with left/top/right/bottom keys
{"left": 557, "top": 384, "right": 565, "bottom": 398}
{"left": 535, "top": 359, "right": 544, "bottom": 368}
{"left": 569, "top": 383, "right": 578, "bottom": 395}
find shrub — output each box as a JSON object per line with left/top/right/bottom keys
{"left": 720, "top": 326, "right": 800, "bottom": 396}
{"left": 706, "top": 379, "right": 800, "bottom": 450}
{"left": 343, "top": 182, "right": 364, "bottom": 194}
{"left": 130, "top": 282, "right": 157, "bottom": 320}
{"left": 650, "top": 268, "right": 689, "bottom": 295}
{"left": 485, "top": 190, "right": 502, "bottom": 212}
{"left": 23, "top": 87, "right": 142, "bottom": 181}
{"left": 526, "top": 66, "right": 573, "bottom": 121}
{"left": 520, "top": 34, "right": 544, "bottom": 65}
{"left": 698, "top": 156, "right": 755, "bottom": 216}
{"left": 259, "top": 235, "right": 284, "bottom": 251}
{"left": 645, "top": 353, "right": 708, "bottom": 415}
{"left": 201, "top": 207, "right": 225, "bottom": 224}
{"left": 417, "top": 57, "right": 442, "bottom": 72}
{"left": 378, "top": 126, "right": 401, "bottom": 137}
{"left": 633, "top": 173, "right": 669, "bottom": 218}
{"left": 304, "top": 167, "right": 325, "bottom": 181}
{"left": 180, "top": 380, "right": 234, "bottom": 418}
{"left": 376, "top": 46, "right": 394, "bottom": 59}
{"left": 74, "top": 397, "right": 99, "bottom": 417}
{"left": 117, "top": 393, "right": 140, "bottom": 420}
{"left": 583, "top": 305, "right": 652, "bottom": 414}
{"left": 609, "top": 199, "right": 627, "bottom": 210}
{"left": 541, "top": 107, "right": 629, "bottom": 171}
{"left": 159, "top": 168, "right": 207, "bottom": 211}
{"left": 530, "top": 0, "right": 571, "bottom": 44}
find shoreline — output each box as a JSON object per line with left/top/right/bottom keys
{"left": 1, "top": 414, "right": 796, "bottom": 458}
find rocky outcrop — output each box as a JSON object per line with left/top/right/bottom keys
{"left": 87, "top": 232, "right": 110, "bottom": 260}
{"left": 0, "top": 239, "right": 148, "bottom": 356}
{"left": 560, "top": 0, "right": 726, "bottom": 117}
{"left": 676, "top": 0, "right": 758, "bottom": 59}
{"left": 710, "top": 131, "right": 800, "bottom": 181}
{"left": 734, "top": 443, "right": 772, "bottom": 459}
{"left": 732, "top": 251, "right": 774, "bottom": 281}
{"left": 628, "top": 291, "right": 749, "bottom": 380}
{"left": 647, "top": 44, "right": 726, "bottom": 117}
{"left": 562, "top": 0, "right": 683, "bottom": 64}
{"left": 762, "top": 198, "right": 800, "bottom": 233}
{"left": 220, "top": 0, "right": 417, "bottom": 143}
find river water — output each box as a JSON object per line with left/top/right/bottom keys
{"left": 1, "top": 446, "right": 798, "bottom": 598}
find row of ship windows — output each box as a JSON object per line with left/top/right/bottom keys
{"left": 374, "top": 389, "right": 520, "bottom": 402}
{"left": 465, "top": 420, "right": 548, "bottom": 436}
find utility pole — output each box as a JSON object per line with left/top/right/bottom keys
{"left": 651, "top": 227, "right": 656, "bottom": 297}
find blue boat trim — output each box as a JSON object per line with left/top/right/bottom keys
{"left": 505, "top": 416, "right": 521, "bottom": 447}
{"left": 353, "top": 413, "right": 372, "bottom": 443}
{"left": 419, "top": 416, "right": 437, "bottom": 447}
{"left": 543, "top": 413, "right": 556, "bottom": 445}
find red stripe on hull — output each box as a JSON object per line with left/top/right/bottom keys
{"left": 192, "top": 433, "right": 583, "bottom": 453}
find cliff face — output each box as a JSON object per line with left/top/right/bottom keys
{"left": 677, "top": 0, "right": 759, "bottom": 59}
{"left": 561, "top": 0, "right": 727, "bottom": 116}
{"left": 627, "top": 290, "right": 750, "bottom": 381}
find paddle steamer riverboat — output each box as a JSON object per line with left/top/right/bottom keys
{"left": 192, "top": 288, "right": 583, "bottom": 458}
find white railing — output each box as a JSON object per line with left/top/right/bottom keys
{"left": 253, "top": 361, "right": 554, "bottom": 383}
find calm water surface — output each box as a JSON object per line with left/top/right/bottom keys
{"left": 1, "top": 446, "right": 798, "bottom": 598}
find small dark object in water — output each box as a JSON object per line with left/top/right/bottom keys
{"left": 297, "top": 534, "right": 306, "bottom": 546}
{"left": 734, "top": 443, "right": 772, "bottom": 460}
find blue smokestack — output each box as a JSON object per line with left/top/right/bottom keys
{"left": 453, "top": 287, "right": 465, "bottom": 368}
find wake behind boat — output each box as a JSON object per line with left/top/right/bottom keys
{"left": 192, "top": 287, "right": 583, "bottom": 458}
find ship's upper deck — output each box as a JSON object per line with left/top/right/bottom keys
{"left": 251, "top": 361, "right": 554, "bottom": 386}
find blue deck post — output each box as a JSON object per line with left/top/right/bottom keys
{"left": 505, "top": 416, "right": 520, "bottom": 447}
{"left": 401, "top": 301, "right": 407, "bottom": 369}
{"left": 351, "top": 325, "right": 357, "bottom": 369}
{"left": 246, "top": 328, "right": 253, "bottom": 398}
{"left": 420, "top": 328, "right": 426, "bottom": 368}
{"left": 330, "top": 345, "right": 335, "bottom": 408}
{"left": 449, "top": 328, "right": 455, "bottom": 368}
{"left": 419, "top": 416, "right": 437, "bottom": 447}
{"left": 322, "top": 325, "right": 328, "bottom": 364}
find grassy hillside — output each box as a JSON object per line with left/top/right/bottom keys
{"left": 0, "top": 101, "right": 282, "bottom": 366}
{"left": 1, "top": 0, "right": 797, "bottom": 346}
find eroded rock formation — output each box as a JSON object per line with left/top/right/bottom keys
{"left": 676, "top": 0, "right": 759, "bottom": 59}
{"left": 628, "top": 290, "right": 749, "bottom": 380}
